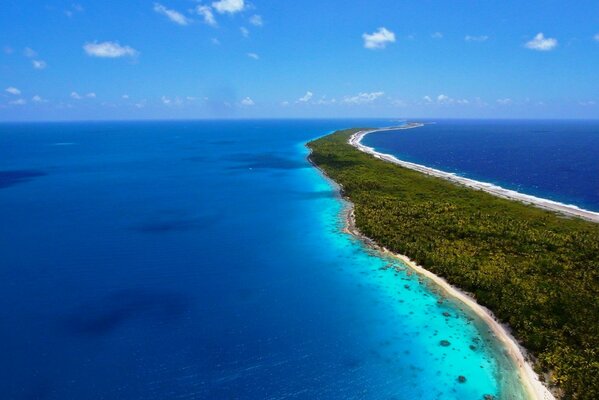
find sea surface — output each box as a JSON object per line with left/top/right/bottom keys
{"left": 362, "top": 120, "right": 599, "bottom": 212}
{"left": 0, "top": 120, "right": 527, "bottom": 400}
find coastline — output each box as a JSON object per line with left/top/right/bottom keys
{"left": 306, "top": 140, "right": 556, "bottom": 400}
{"left": 350, "top": 126, "right": 599, "bottom": 224}
{"left": 342, "top": 204, "right": 555, "bottom": 400}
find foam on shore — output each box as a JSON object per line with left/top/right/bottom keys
{"left": 350, "top": 126, "right": 599, "bottom": 224}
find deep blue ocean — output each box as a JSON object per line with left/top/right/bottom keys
{"left": 362, "top": 120, "right": 599, "bottom": 212}
{"left": 0, "top": 120, "right": 530, "bottom": 400}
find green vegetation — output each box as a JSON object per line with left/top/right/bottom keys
{"left": 308, "top": 129, "right": 599, "bottom": 400}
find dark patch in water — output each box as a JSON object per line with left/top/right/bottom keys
{"left": 292, "top": 190, "right": 336, "bottom": 200}
{"left": 132, "top": 214, "right": 218, "bottom": 233}
{"left": 0, "top": 170, "right": 46, "bottom": 189}
{"left": 225, "top": 153, "right": 307, "bottom": 170}
{"left": 63, "top": 289, "right": 189, "bottom": 336}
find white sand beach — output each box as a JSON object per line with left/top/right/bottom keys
{"left": 350, "top": 126, "right": 599, "bottom": 224}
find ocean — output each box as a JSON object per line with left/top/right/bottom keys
{"left": 362, "top": 119, "right": 599, "bottom": 213}
{"left": 0, "top": 120, "right": 530, "bottom": 400}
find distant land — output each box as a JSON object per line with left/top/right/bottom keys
{"left": 308, "top": 128, "right": 599, "bottom": 400}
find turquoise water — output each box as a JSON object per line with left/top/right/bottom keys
{"left": 0, "top": 120, "right": 526, "bottom": 399}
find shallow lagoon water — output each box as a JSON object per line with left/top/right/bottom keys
{"left": 0, "top": 120, "right": 526, "bottom": 399}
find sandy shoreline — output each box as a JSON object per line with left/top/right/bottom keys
{"left": 342, "top": 206, "right": 555, "bottom": 400}
{"left": 350, "top": 126, "right": 599, "bottom": 224}
{"left": 306, "top": 131, "right": 557, "bottom": 400}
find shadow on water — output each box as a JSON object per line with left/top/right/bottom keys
{"left": 0, "top": 170, "right": 47, "bottom": 189}
{"left": 131, "top": 213, "right": 219, "bottom": 233}
{"left": 224, "top": 153, "right": 308, "bottom": 170}
{"left": 63, "top": 289, "right": 190, "bottom": 336}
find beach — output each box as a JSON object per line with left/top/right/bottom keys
{"left": 341, "top": 204, "right": 556, "bottom": 400}
{"left": 350, "top": 126, "right": 599, "bottom": 224}
{"left": 308, "top": 128, "right": 560, "bottom": 400}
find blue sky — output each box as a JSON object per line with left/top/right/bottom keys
{"left": 1, "top": 0, "right": 599, "bottom": 121}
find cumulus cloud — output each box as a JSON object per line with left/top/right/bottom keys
{"left": 249, "top": 14, "right": 263, "bottom": 27}
{"left": 32, "top": 60, "right": 47, "bottom": 69}
{"left": 9, "top": 98, "right": 26, "bottom": 105}
{"left": 241, "top": 96, "right": 254, "bottom": 106}
{"left": 422, "top": 95, "right": 433, "bottom": 103}
{"left": 211, "top": 38, "right": 221, "bottom": 45}
{"left": 497, "top": 98, "right": 513, "bottom": 105}
{"left": 196, "top": 5, "right": 217, "bottom": 26}
{"left": 212, "top": 0, "right": 245, "bottom": 14}
{"left": 32, "top": 95, "right": 46, "bottom": 103}
{"left": 437, "top": 94, "right": 451, "bottom": 103}
{"left": 6, "top": 87, "right": 21, "bottom": 95}
{"left": 525, "top": 33, "right": 557, "bottom": 51}
{"left": 465, "top": 35, "right": 489, "bottom": 42}
{"left": 594, "top": 34, "right": 599, "bottom": 42}
{"left": 363, "top": 27, "right": 396, "bottom": 49}
{"left": 240, "top": 27, "right": 250, "bottom": 37}
{"left": 247, "top": 52, "right": 259, "bottom": 59}
{"left": 83, "top": 41, "right": 138, "bottom": 58}
{"left": 298, "top": 91, "right": 313, "bottom": 102}
{"left": 153, "top": 3, "right": 190, "bottom": 25}
{"left": 343, "top": 91, "right": 384, "bottom": 104}
{"left": 431, "top": 32, "right": 443, "bottom": 39}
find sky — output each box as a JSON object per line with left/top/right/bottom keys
{"left": 1, "top": 0, "right": 599, "bottom": 121}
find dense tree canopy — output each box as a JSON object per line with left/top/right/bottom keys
{"left": 308, "top": 129, "right": 599, "bottom": 400}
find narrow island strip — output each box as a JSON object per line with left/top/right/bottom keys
{"left": 350, "top": 125, "right": 599, "bottom": 223}
{"left": 307, "top": 128, "right": 599, "bottom": 400}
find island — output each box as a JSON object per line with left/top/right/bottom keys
{"left": 307, "top": 128, "right": 599, "bottom": 400}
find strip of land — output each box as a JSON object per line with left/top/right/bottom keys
{"left": 307, "top": 128, "right": 599, "bottom": 400}
{"left": 350, "top": 126, "right": 599, "bottom": 223}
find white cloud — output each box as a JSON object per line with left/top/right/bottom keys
{"left": 594, "top": 34, "right": 599, "bottom": 42}
{"left": 343, "top": 91, "right": 384, "bottom": 104}
{"left": 363, "top": 27, "right": 396, "bottom": 49}
{"left": 241, "top": 96, "right": 254, "bottom": 106}
{"left": 196, "top": 5, "right": 217, "bottom": 26}
{"left": 32, "top": 95, "right": 46, "bottom": 103}
{"left": 281, "top": 101, "right": 289, "bottom": 106}
{"left": 32, "top": 60, "right": 47, "bottom": 69}
{"left": 23, "top": 47, "right": 37, "bottom": 58}
{"left": 298, "top": 91, "right": 313, "bottom": 102}
{"left": 431, "top": 32, "right": 443, "bottom": 39}
{"left": 212, "top": 0, "right": 245, "bottom": 14}
{"left": 249, "top": 14, "right": 263, "bottom": 27}
{"left": 423, "top": 95, "right": 433, "bottom": 103}
{"left": 9, "top": 98, "right": 26, "bottom": 105}
{"left": 437, "top": 94, "right": 451, "bottom": 103}
{"left": 153, "top": 3, "right": 190, "bottom": 25}
{"left": 6, "top": 87, "right": 21, "bottom": 95}
{"left": 497, "top": 98, "right": 513, "bottom": 105}
{"left": 122, "top": 94, "right": 129, "bottom": 99}
{"left": 83, "top": 41, "right": 138, "bottom": 58}
{"left": 247, "top": 52, "right": 259, "bottom": 60}
{"left": 240, "top": 27, "right": 250, "bottom": 37}
{"left": 579, "top": 101, "right": 596, "bottom": 106}
{"left": 161, "top": 96, "right": 172, "bottom": 105}
{"left": 525, "top": 33, "right": 557, "bottom": 51}
{"left": 465, "top": 35, "right": 489, "bottom": 42}
{"left": 71, "top": 92, "right": 95, "bottom": 100}
{"left": 211, "top": 38, "right": 221, "bottom": 45}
